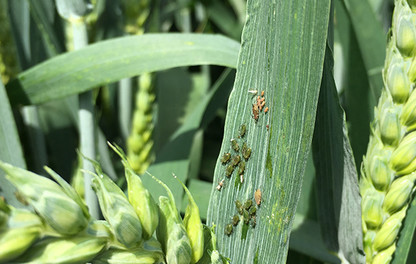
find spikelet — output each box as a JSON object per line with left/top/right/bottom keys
{"left": 360, "top": 0, "right": 416, "bottom": 262}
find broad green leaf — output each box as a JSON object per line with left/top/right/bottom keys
{"left": 341, "top": 0, "right": 386, "bottom": 101}
{"left": 206, "top": 0, "right": 330, "bottom": 263}
{"left": 6, "top": 33, "right": 240, "bottom": 106}
{"left": 0, "top": 79, "right": 27, "bottom": 208}
{"left": 312, "top": 46, "right": 365, "bottom": 264}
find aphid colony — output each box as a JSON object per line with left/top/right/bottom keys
{"left": 224, "top": 193, "right": 261, "bottom": 236}
{"left": 249, "top": 90, "right": 269, "bottom": 122}
{"left": 216, "top": 124, "right": 251, "bottom": 191}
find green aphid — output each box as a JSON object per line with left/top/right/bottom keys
{"left": 235, "top": 200, "right": 242, "bottom": 209}
{"left": 251, "top": 216, "right": 256, "bottom": 228}
{"left": 221, "top": 153, "right": 231, "bottom": 164}
{"left": 232, "top": 215, "right": 240, "bottom": 226}
{"left": 238, "top": 207, "right": 243, "bottom": 215}
{"left": 243, "top": 209, "right": 250, "bottom": 220}
{"left": 242, "top": 146, "right": 252, "bottom": 160}
{"left": 224, "top": 224, "right": 233, "bottom": 236}
{"left": 238, "top": 161, "right": 246, "bottom": 175}
{"left": 249, "top": 206, "right": 257, "bottom": 215}
{"left": 240, "top": 124, "right": 246, "bottom": 138}
{"left": 231, "top": 139, "right": 240, "bottom": 152}
{"left": 231, "top": 155, "right": 241, "bottom": 167}
{"left": 225, "top": 165, "right": 234, "bottom": 178}
{"left": 244, "top": 199, "right": 253, "bottom": 210}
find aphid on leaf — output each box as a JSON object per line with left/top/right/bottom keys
{"left": 231, "top": 155, "right": 241, "bottom": 167}
{"left": 264, "top": 107, "right": 269, "bottom": 114}
{"left": 216, "top": 179, "right": 225, "bottom": 191}
{"left": 240, "top": 175, "right": 244, "bottom": 183}
{"left": 260, "top": 101, "right": 266, "bottom": 111}
{"left": 261, "top": 90, "right": 265, "bottom": 97}
{"left": 231, "top": 139, "right": 240, "bottom": 152}
{"left": 252, "top": 104, "right": 259, "bottom": 122}
{"left": 225, "top": 224, "right": 233, "bottom": 236}
{"left": 242, "top": 144, "right": 251, "bottom": 160}
{"left": 232, "top": 214, "right": 240, "bottom": 226}
{"left": 235, "top": 200, "right": 242, "bottom": 209}
{"left": 251, "top": 216, "right": 257, "bottom": 228}
{"left": 243, "top": 210, "right": 250, "bottom": 224}
{"left": 226, "top": 165, "right": 234, "bottom": 178}
{"left": 238, "top": 161, "right": 245, "bottom": 175}
{"left": 244, "top": 199, "right": 253, "bottom": 210}
{"left": 221, "top": 153, "right": 231, "bottom": 164}
{"left": 255, "top": 189, "right": 262, "bottom": 206}
{"left": 249, "top": 206, "right": 257, "bottom": 215}
{"left": 266, "top": 124, "right": 269, "bottom": 131}
{"left": 240, "top": 124, "right": 246, "bottom": 138}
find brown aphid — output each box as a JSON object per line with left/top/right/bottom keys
{"left": 257, "top": 96, "right": 262, "bottom": 108}
{"left": 260, "top": 101, "right": 266, "bottom": 111}
{"left": 252, "top": 104, "right": 259, "bottom": 121}
{"left": 261, "top": 90, "right": 265, "bottom": 97}
{"left": 266, "top": 124, "right": 270, "bottom": 131}
{"left": 255, "top": 189, "right": 262, "bottom": 206}
{"left": 216, "top": 179, "right": 225, "bottom": 191}
{"left": 264, "top": 107, "right": 269, "bottom": 114}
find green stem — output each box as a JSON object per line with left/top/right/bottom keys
{"left": 72, "top": 19, "right": 99, "bottom": 219}
{"left": 118, "top": 78, "right": 133, "bottom": 140}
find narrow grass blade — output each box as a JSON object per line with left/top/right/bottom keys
{"left": 334, "top": 0, "right": 376, "bottom": 170}
{"left": 312, "top": 46, "right": 365, "bottom": 263}
{"left": 391, "top": 198, "right": 416, "bottom": 264}
{"left": 206, "top": 0, "right": 330, "bottom": 262}
{"left": 6, "top": 33, "right": 240, "bottom": 106}
{"left": 341, "top": 0, "right": 386, "bottom": 100}
{"left": 0, "top": 79, "right": 26, "bottom": 208}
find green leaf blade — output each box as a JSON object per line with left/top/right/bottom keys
{"left": 7, "top": 33, "right": 240, "bottom": 106}
{"left": 207, "top": 0, "right": 331, "bottom": 263}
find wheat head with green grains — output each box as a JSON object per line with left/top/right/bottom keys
{"left": 360, "top": 0, "right": 416, "bottom": 263}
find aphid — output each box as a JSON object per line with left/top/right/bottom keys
{"left": 231, "top": 139, "right": 240, "bottom": 152}
{"left": 264, "top": 107, "right": 269, "bottom": 113}
{"left": 240, "top": 174, "right": 244, "bottom": 183}
{"left": 255, "top": 189, "right": 262, "bottom": 206}
{"left": 232, "top": 214, "right": 240, "bottom": 226}
{"left": 216, "top": 179, "right": 225, "bottom": 191}
{"left": 252, "top": 104, "right": 259, "bottom": 121}
{"left": 243, "top": 210, "right": 250, "bottom": 223}
{"left": 257, "top": 96, "right": 262, "bottom": 108}
{"left": 242, "top": 146, "right": 252, "bottom": 160}
{"left": 244, "top": 199, "right": 253, "bottom": 210}
{"left": 248, "top": 90, "right": 258, "bottom": 95}
{"left": 235, "top": 200, "right": 243, "bottom": 215}
{"left": 235, "top": 200, "right": 242, "bottom": 209}
{"left": 243, "top": 210, "right": 250, "bottom": 220}
{"left": 240, "top": 124, "right": 246, "bottom": 138}
{"left": 221, "top": 153, "right": 231, "bottom": 164}
{"left": 231, "top": 155, "right": 241, "bottom": 167}
{"left": 266, "top": 124, "right": 270, "bottom": 131}
{"left": 251, "top": 216, "right": 257, "bottom": 228}
{"left": 226, "top": 165, "right": 234, "bottom": 178}
{"left": 238, "top": 161, "right": 245, "bottom": 175}
{"left": 249, "top": 206, "right": 257, "bottom": 215}
{"left": 261, "top": 90, "right": 265, "bottom": 97}
{"left": 260, "top": 101, "right": 266, "bottom": 111}
{"left": 225, "top": 224, "right": 233, "bottom": 236}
